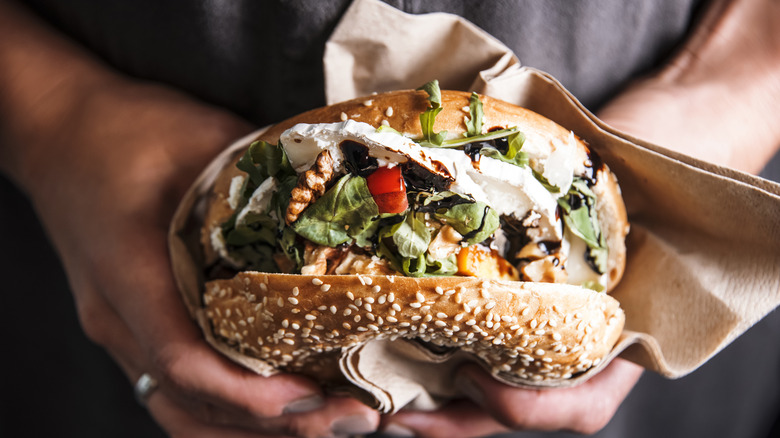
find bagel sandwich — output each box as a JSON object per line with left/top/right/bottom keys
{"left": 199, "top": 82, "right": 629, "bottom": 385}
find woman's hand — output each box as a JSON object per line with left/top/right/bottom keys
{"left": 0, "top": 3, "right": 378, "bottom": 437}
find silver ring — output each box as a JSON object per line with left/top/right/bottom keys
{"left": 134, "top": 373, "right": 159, "bottom": 406}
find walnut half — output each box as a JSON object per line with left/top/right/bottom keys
{"left": 285, "top": 150, "right": 335, "bottom": 225}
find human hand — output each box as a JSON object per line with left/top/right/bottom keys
{"left": 9, "top": 78, "right": 379, "bottom": 437}
{"left": 380, "top": 358, "right": 642, "bottom": 437}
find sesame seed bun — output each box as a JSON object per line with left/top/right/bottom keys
{"left": 199, "top": 89, "right": 628, "bottom": 386}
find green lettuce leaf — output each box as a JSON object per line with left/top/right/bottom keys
{"left": 417, "top": 80, "right": 447, "bottom": 147}
{"left": 291, "top": 174, "right": 379, "bottom": 247}
{"left": 393, "top": 212, "right": 431, "bottom": 258}
{"left": 557, "top": 177, "right": 608, "bottom": 274}
{"left": 433, "top": 201, "right": 499, "bottom": 245}
{"left": 465, "top": 92, "right": 483, "bottom": 137}
{"left": 478, "top": 131, "right": 529, "bottom": 167}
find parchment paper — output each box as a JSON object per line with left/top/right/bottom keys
{"left": 170, "top": 0, "right": 780, "bottom": 413}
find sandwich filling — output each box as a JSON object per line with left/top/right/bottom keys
{"left": 211, "top": 83, "right": 610, "bottom": 291}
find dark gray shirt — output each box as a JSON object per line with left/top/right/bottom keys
{"left": 23, "top": 0, "right": 702, "bottom": 123}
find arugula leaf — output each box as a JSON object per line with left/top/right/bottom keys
{"left": 393, "top": 212, "right": 431, "bottom": 258}
{"left": 291, "top": 174, "right": 379, "bottom": 247}
{"left": 465, "top": 92, "right": 483, "bottom": 136}
{"left": 280, "top": 227, "right": 303, "bottom": 271}
{"left": 237, "top": 140, "right": 294, "bottom": 193}
{"left": 478, "top": 131, "right": 529, "bottom": 167}
{"left": 557, "top": 177, "right": 607, "bottom": 274}
{"left": 417, "top": 80, "right": 447, "bottom": 147}
{"left": 437, "top": 127, "right": 518, "bottom": 148}
{"left": 433, "top": 200, "right": 499, "bottom": 245}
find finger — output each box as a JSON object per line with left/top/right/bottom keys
{"left": 147, "top": 390, "right": 297, "bottom": 438}
{"left": 455, "top": 358, "right": 643, "bottom": 434}
{"left": 383, "top": 399, "right": 509, "bottom": 438}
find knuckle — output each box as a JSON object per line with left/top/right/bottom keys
{"left": 74, "top": 297, "right": 111, "bottom": 346}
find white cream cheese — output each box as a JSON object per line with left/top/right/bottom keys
{"left": 280, "top": 120, "right": 446, "bottom": 177}
{"left": 236, "top": 176, "right": 278, "bottom": 226}
{"left": 543, "top": 131, "right": 579, "bottom": 195}
{"left": 562, "top": 228, "right": 608, "bottom": 290}
{"left": 227, "top": 175, "right": 245, "bottom": 210}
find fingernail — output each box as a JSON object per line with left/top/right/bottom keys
{"left": 331, "top": 414, "right": 376, "bottom": 436}
{"left": 455, "top": 374, "right": 485, "bottom": 407}
{"left": 282, "top": 395, "right": 324, "bottom": 414}
{"left": 382, "top": 422, "right": 416, "bottom": 437}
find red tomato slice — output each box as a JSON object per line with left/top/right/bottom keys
{"left": 366, "top": 166, "right": 408, "bottom": 213}
{"left": 373, "top": 191, "right": 409, "bottom": 214}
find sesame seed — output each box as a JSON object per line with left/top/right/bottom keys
{"left": 372, "top": 285, "right": 381, "bottom": 293}
{"left": 416, "top": 292, "right": 425, "bottom": 302}
{"left": 364, "top": 303, "right": 373, "bottom": 312}
{"left": 392, "top": 303, "right": 401, "bottom": 312}
{"left": 343, "top": 308, "right": 352, "bottom": 316}
{"left": 534, "top": 330, "right": 545, "bottom": 335}
{"left": 368, "top": 324, "right": 380, "bottom": 331}
{"left": 436, "top": 312, "right": 447, "bottom": 319}
{"left": 522, "top": 307, "right": 531, "bottom": 316}
{"left": 410, "top": 302, "right": 422, "bottom": 308}
{"left": 435, "top": 286, "right": 444, "bottom": 294}
{"left": 347, "top": 291, "right": 355, "bottom": 300}
{"left": 465, "top": 319, "right": 477, "bottom": 326}
{"left": 311, "top": 278, "right": 323, "bottom": 286}
{"left": 454, "top": 313, "right": 464, "bottom": 321}
{"left": 291, "top": 287, "right": 299, "bottom": 296}
{"left": 366, "top": 313, "right": 375, "bottom": 321}
{"left": 535, "top": 349, "right": 545, "bottom": 356}
{"left": 288, "top": 297, "right": 299, "bottom": 305}
{"left": 357, "top": 326, "right": 368, "bottom": 332}
{"left": 283, "top": 339, "right": 295, "bottom": 345}
{"left": 343, "top": 322, "right": 352, "bottom": 330}
{"left": 381, "top": 119, "right": 390, "bottom": 126}
{"left": 387, "top": 316, "right": 398, "bottom": 323}
{"left": 364, "top": 297, "right": 375, "bottom": 304}
{"left": 291, "top": 308, "right": 300, "bottom": 314}
{"left": 340, "top": 112, "right": 348, "bottom": 121}
{"left": 553, "top": 332, "right": 562, "bottom": 341}
{"left": 291, "top": 323, "right": 300, "bottom": 330}
{"left": 330, "top": 306, "right": 337, "bottom": 314}
{"left": 281, "top": 319, "right": 289, "bottom": 328}
{"left": 378, "top": 295, "right": 387, "bottom": 304}
{"left": 363, "top": 276, "right": 373, "bottom": 285}
{"left": 355, "top": 298, "right": 363, "bottom": 307}
{"left": 388, "top": 292, "right": 395, "bottom": 302}
{"left": 530, "top": 319, "right": 538, "bottom": 329}
{"left": 485, "top": 302, "right": 496, "bottom": 310}
{"left": 320, "top": 284, "right": 331, "bottom": 292}
{"left": 411, "top": 315, "right": 422, "bottom": 321}
{"left": 354, "top": 315, "right": 361, "bottom": 323}
{"left": 304, "top": 314, "right": 317, "bottom": 321}
{"left": 247, "top": 317, "right": 255, "bottom": 323}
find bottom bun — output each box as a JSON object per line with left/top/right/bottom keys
{"left": 204, "top": 273, "right": 624, "bottom": 384}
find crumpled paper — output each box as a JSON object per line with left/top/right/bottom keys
{"left": 169, "top": 0, "right": 780, "bottom": 413}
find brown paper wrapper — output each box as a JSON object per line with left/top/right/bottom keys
{"left": 170, "top": 0, "right": 780, "bottom": 413}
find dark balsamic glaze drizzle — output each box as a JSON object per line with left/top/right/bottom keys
{"left": 400, "top": 161, "right": 452, "bottom": 192}
{"left": 582, "top": 144, "right": 605, "bottom": 185}
{"left": 339, "top": 140, "right": 378, "bottom": 177}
